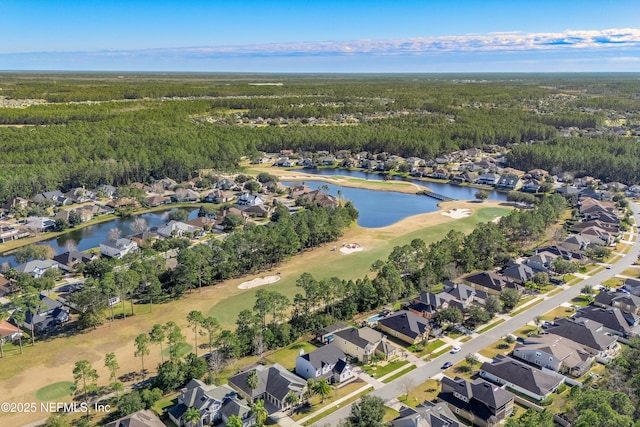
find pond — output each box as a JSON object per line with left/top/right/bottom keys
{"left": 0, "top": 207, "right": 198, "bottom": 267}
{"left": 297, "top": 168, "right": 508, "bottom": 201}
{"left": 282, "top": 181, "right": 441, "bottom": 228}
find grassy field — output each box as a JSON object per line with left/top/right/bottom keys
{"left": 477, "top": 319, "right": 505, "bottom": 334}
{"left": 35, "top": 382, "right": 74, "bottom": 401}
{"left": 207, "top": 206, "right": 510, "bottom": 328}
{"left": 264, "top": 341, "right": 317, "bottom": 370}
{"left": 540, "top": 306, "right": 575, "bottom": 321}
{"left": 300, "top": 386, "right": 372, "bottom": 426}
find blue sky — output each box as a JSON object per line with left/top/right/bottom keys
{"left": 2, "top": 0, "right": 639, "bottom": 72}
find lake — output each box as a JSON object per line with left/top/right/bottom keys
{"left": 282, "top": 181, "right": 441, "bottom": 228}
{"left": 0, "top": 207, "right": 198, "bottom": 267}
{"left": 297, "top": 168, "right": 508, "bottom": 201}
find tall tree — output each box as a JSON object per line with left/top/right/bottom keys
{"left": 246, "top": 370, "right": 259, "bottom": 403}
{"left": 165, "top": 321, "right": 186, "bottom": 361}
{"left": 200, "top": 316, "right": 219, "bottom": 357}
{"left": 183, "top": 407, "right": 201, "bottom": 427}
{"left": 134, "top": 333, "right": 150, "bottom": 374}
{"left": 348, "top": 395, "right": 385, "bottom": 427}
{"left": 72, "top": 359, "right": 99, "bottom": 408}
{"left": 149, "top": 323, "right": 166, "bottom": 363}
{"left": 250, "top": 399, "right": 268, "bottom": 427}
{"left": 187, "top": 310, "right": 204, "bottom": 357}
{"left": 104, "top": 352, "right": 120, "bottom": 383}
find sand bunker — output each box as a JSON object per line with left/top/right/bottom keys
{"left": 340, "top": 243, "right": 364, "bottom": 254}
{"left": 238, "top": 275, "right": 281, "bottom": 289}
{"left": 441, "top": 208, "right": 472, "bottom": 219}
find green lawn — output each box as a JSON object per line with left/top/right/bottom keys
{"left": 207, "top": 207, "right": 510, "bottom": 328}
{"left": 362, "top": 359, "right": 409, "bottom": 378}
{"left": 383, "top": 365, "right": 417, "bottom": 384}
{"left": 383, "top": 407, "right": 401, "bottom": 423}
{"left": 408, "top": 338, "right": 445, "bottom": 357}
{"left": 291, "top": 380, "right": 367, "bottom": 421}
{"left": 477, "top": 319, "right": 505, "bottom": 334}
{"left": 510, "top": 299, "right": 543, "bottom": 316}
{"left": 265, "top": 341, "right": 318, "bottom": 370}
{"left": 35, "top": 382, "right": 74, "bottom": 401}
{"left": 161, "top": 342, "right": 193, "bottom": 359}
{"left": 427, "top": 345, "right": 452, "bottom": 360}
{"left": 541, "top": 306, "right": 574, "bottom": 321}
{"left": 300, "top": 386, "right": 372, "bottom": 426}
{"left": 151, "top": 392, "right": 178, "bottom": 416}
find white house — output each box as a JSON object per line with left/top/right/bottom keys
{"left": 100, "top": 238, "right": 138, "bottom": 258}
{"left": 295, "top": 343, "right": 354, "bottom": 384}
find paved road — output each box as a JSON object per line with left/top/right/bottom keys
{"left": 313, "top": 202, "right": 640, "bottom": 426}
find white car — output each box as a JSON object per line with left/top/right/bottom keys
{"left": 451, "top": 346, "right": 462, "bottom": 354}
{"left": 606, "top": 264, "right": 612, "bottom": 269}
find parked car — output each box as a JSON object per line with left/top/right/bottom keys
{"left": 606, "top": 264, "right": 612, "bottom": 269}
{"left": 442, "top": 361, "right": 453, "bottom": 369}
{"left": 451, "top": 346, "right": 461, "bottom": 354}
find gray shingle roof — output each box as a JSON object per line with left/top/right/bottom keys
{"left": 300, "top": 343, "right": 346, "bottom": 370}
{"left": 377, "top": 310, "right": 430, "bottom": 340}
{"left": 480, "top": 355, "right": 562, "bottom": 397}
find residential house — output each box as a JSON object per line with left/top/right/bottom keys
{"left": 15, "top": 259, "right": 60, "bottom": 278}
{"left": 106, "top": 197, "right": 139, "bottom": 209}
{"left": 174, "top": 189, "right": 201, "bottom": 203}
{"left": 33, "top": 190, "right": 71, "bottom": 206}
{"left": 288, "top": 184, "right": 312, "bottom": 199}
{"left": 20, "top": 295, "right": 70, "bottom": 335}
{"left": 332, "top": 326, "right": 398, "bottom": 363}
{"left": 377, "top": 310, "right": 431, "bottom": 345}
{"left": 546, "top": 318, "right": 619, "bottom": 361}
{"left": 130, "top": 182, "right": 153, "bottom": 193}
{"left": 155, "top": 178, "right": 178, "bottom": 191}
{"left": 390, "top": 401, "right": 460, "bottom": 427}
{"left": 495, "top": 174, "right": 521, "bottom": 191}
{"left": 407, "top": 292, "right": 449, "bottom": 319}
{"left": 521, "top": 179, "right": 540, "bottom": 193}
{"left": 94, "top": 184, "right": 117, "bottom": 198}
{"left": 156, "top": 221, "right": 202, "bottom": 238}
{"left": 476, "top": 173, "right": 501, "bottom": 186}
{"left": 512, "top": 334, "right": 593, "bottom": 377}
{"left": 64, "top": 187, "right": 95, "bottom": 204}
{"left": 168, "top": 379, "right": 253, "bottom": 427}
{"left": 0, "top": 274, "right": 19, "bottom": 297}
{"left": 100, "top": 238, "right": 138, "bottom": 258}
{"left": 295, "top": 343, "right": 354, "bottom": 384}
{"left": 237, "top": 193, "right": 265, "bottom": 207}
{"left": 0, "top": 222, "right": 30, "bottom": 243}
{"left": 501, "top": 263, "right": 535, "bottom": 284}
{"left": 145, "top": 195, "right": 171, "bottom": 207}
{"left": 216, "top": 179, "right": 237, "bottom": 191}
{"left": 559, "top": 235, "right": 590, "bottom": 253}
{"left": 203, "top": 189, "right": 230, "bottom": 203}
{"left": 463, "top": 271, "right": 521, "bottom": 295}
{"left": 594, "top": 291, "right": 640, "bottom": 315}
{"left": 438, "top": 376, "right": 514, "bottom": 427}
{"left": 443, "top": 281, "right": 486, "bottom": 307}
{"left": 527, "top": 169, "right": 549, "bottom": 180}
{"left": 623, "top": 278, "right": 640, "bottom": 296}
{"left": 572, "top": 306, "right": 640, "bottom": 337}
{"left": 24, "top": 216, "right": 56, "bottom": 233}
{"left": 580, "top": 226, "right": 614, "bottom": 246}
{"left": 525, "top": 251, "right": 558, "bottom": 273}
{"left": 52, "top": 250, "right": 97, "bottom": 272}
{"left": 431, "top": 169, "right": 449, "bottom": 180}
{"left": 479, "top": 355, "right": 563, "bottom": 401}
{"left": 299, "top": 190, "right": 339, "bottom": 209}
{"left": 571, "top": 219, "right": 619, "bottom": 236}
{"left": 0, "top": 320, "right": 23, "bottom": 342}
{"left": 242, "top": 204, "right": 273, "bottom": 218}
{"left": 105, "top": 409, "right": 166, "bottom": 427}
{"left": 274, "top": 158, "right": 294, "bottom": 167}
{"left": 185, "top": 216, "right": 216, "bottom": 230}
{"left": 227, "top": 364, "right": 307, "bottom": 412}
{"left": 316, "top": 322, "right": 350, "bottom": 344}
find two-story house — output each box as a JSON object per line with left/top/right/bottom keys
{"left": 295, "top": 343, "right": 354, "bottom": 384}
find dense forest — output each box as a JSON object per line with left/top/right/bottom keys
{"left": 0, "top": 73, "right": 639, "bottom": 203}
